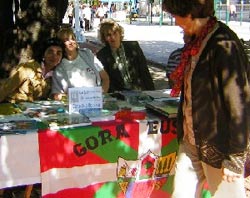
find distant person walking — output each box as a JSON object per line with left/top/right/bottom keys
{"left": 66, "top": 2, "right": 74, "bottom": 26}
{"left": 96, "top": 4, "right": 105, "bottom": 22}
{"left": 229, "top": 4, "right": 237, "bottom": 21}
{"left": 82, "top": 4, "right": 92, "bottom": 31}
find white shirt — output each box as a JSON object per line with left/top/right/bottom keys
{"left": 52, "top": 50, "right": 103, "bottom": 94}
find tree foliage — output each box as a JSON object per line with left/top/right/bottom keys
{"left": 0, "top": 0, "right": 68, "bottom": 78}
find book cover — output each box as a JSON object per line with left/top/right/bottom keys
{"left": 145, "top": 98, "right": 180, "bottom": 118}
{"left": 79, "top": 109, "right": 115, "bottom": 122}
{"left": 41, "top": 113, "right": 91, "bottom": 130}
{"left": 0, "top": 118, "right": 38, "bottom": 135}
{"left": 18, "top": 101, "right": 67, "bottom": 115}
{"left": 142, "top": 89, "right": 172, "bottom": 99}
{"left": 24, "top": 106, "right": 66, "bottom": 118}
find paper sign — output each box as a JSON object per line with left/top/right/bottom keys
{"left": 68, "top": 87, "right": 103, "bottom": 114}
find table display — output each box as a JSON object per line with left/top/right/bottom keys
{"left": 0, "top": 90, "right": 180, "bottom": 198}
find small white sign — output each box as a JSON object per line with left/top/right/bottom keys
{"left": 68, "top": 87, "right": 103, "bottom": 114}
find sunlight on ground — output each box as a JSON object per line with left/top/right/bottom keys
{"left": 148, "top": 64, "right": 169, "bottom": 90}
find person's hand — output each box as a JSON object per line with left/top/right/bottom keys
{"left": 222, "top": 167, "right": 241, "bottom": 182}
{"left": 53, "top": 93, "right": 64, "bottom": 101}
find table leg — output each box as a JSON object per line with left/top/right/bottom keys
{"left": 24, "top": 185, "right": 33, "bottom": 198}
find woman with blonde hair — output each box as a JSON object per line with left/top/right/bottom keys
{"left": 97, "top": 18, "right": 154, "bottom": 93}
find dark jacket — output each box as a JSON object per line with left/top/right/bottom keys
{"left": 177, "top": 21, "right": 250, "bottom": 173}
{"left": 96, "top": 41, "right": 155, "bottom": 93}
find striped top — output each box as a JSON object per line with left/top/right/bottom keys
{"left": 166, "top": 47, "right": 183, "bottom": 78}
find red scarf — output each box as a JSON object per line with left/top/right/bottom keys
{"left": 170, "top": 17, "right": 217, "bottom": 97}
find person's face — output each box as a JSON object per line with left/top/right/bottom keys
{"left": 61, "top": 35, "right": 78, "bottom": 53}
{"left": 104, "top": 30, "right": 121, "bottom": 50}
{"left": 44, "top": 46, "right": 63, "bottom": 71}
{"left": 172, "top": 14, "right": 195, "bottom": 35}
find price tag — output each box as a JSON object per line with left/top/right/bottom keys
{"left": 68, "top": 87, "right": 103, "bottom": 114}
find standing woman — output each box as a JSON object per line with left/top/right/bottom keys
{"left": 97, "top": 18, "right": 155, "bottom": 93}
{"left": 162, "top": 0, "right": 250, "bottom": 197}
{"left": 52, "top": 27, "right": 109, "bottom": 100}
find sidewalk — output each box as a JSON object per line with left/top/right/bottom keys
{"left": 81, "top": 19, "right": 250, "bottom": 89}
{"left": 83, "top": 20, "right": 250, "bottom": 68}
{"left": 83, "top": 21, "right": 183, "bottom": 67}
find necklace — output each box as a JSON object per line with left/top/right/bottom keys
{"left": 112, "top": 44, "right": 132, "bottom": 89}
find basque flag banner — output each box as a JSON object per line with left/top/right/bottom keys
{"left": 38, "top": 119, "right": 178, "bottom": 198}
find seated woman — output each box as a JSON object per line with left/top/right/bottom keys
{"left": 0, "top": 37, "right": 64, "bottom": 103}
{"left": 52, "top": 27, "right": 110, "bottom": 100}
{"left": 97, "top": 18, "right": 155, "bottom": 93}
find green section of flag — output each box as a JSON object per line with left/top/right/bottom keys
{"left": 59, "top": 126, "right": 138, "bottom": 163}
{"left": 59, "top": 125, "right": 99, "bottom": 138}
{"left": 94, "top": 182, "right": 121, "bottom": 198}
{"left": 162, "top": 138, "right": 179, "bottom": 155}
{"left": 94, "top": 139, "right": 138, "bottom": 162}
{"left": 163, "top": 175, "right": 174, "bottom": 194}
{"left": 202, "top": 190, "right": 211, "bottom": 198}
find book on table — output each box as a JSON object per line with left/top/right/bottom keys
{"left": 142, "top": 89, "right": 172, "bottom": 99}
{"left": 18, "top": 101, "right": 67, "bottom": 116}
{"left": 40, "top": 112, "right": 91, "bottom": 130}
{"left": 17, "top": 101, "right": 91, "bottom": 130}
{"left": 145, "top": 98, "right": 180, "bottom": 118}
{"left": 0, "top": 115, "right": 38, "bottom": 135}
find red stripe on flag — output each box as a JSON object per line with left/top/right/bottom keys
{"left": 42, "top": 183, "right": 103, "bottom": 198}
{"left": 162, "top": 132, "right": 177, "bottom": 147}
{"left": 161, "top": 118, "right": 177, "bottom": 147}
{"left": 150, "top": 190, "right": 171, "bottom": 198}
{"left": 38, "top": 129, "right": 108, "bottom": 172}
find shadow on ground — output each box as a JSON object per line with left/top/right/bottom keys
{"left": 147, "top": 61, "right": 169, "bottom": 90}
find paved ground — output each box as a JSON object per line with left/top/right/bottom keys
{"left": 83, "top": 20, "right": 184, "bottom": 66}
{"left": 83, "top": 19, "right": 250, "bottom": 64}
{"left": 80, "top": 19, "right": 250, "bottom": 90}
{"left": 74, "top": 17, "right": 184, "bottom": 64}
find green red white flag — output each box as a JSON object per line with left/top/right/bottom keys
{"left": 38, "top": 119, "right": 178, "bottom": 198}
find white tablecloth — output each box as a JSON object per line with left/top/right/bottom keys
{"left": 0, "top": 132, "right": 40, "bottom": 188}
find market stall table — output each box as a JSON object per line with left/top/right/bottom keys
{"left": 0, "top": 98, "right": 178, "bottom": 197}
